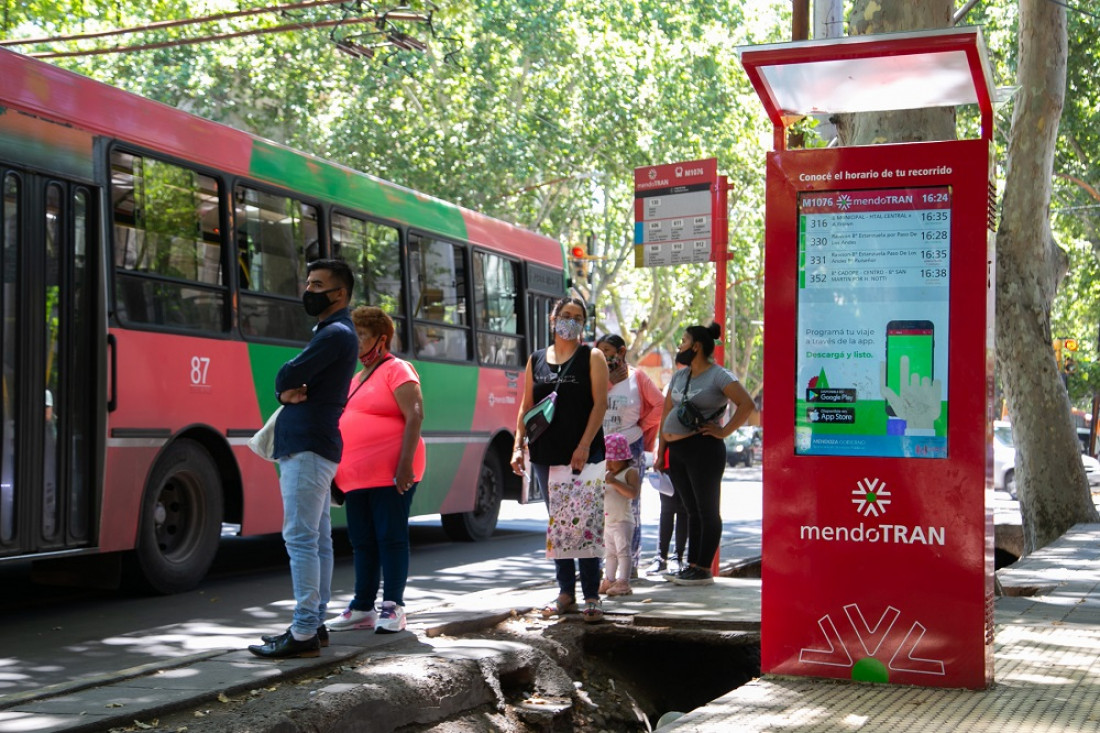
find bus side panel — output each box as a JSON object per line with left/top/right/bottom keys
{"left": 409, "top": 361, "right": 479, "bottom": 515}
{"left": 242, "top": 342, "right": 305, "bottom": 535}
{"left": 429, "top": 444, "right": 479, "bottom": 516}
{"left": 435, "top": 366, "right": 523, "bottom": 515}
{"left": 100, "top": 446, "right": 159, "bottom": 552}
{"left": 236, "top": 449, "right": 284, "bottom": 536}
{"left": 102, "top": 330, "right": 276, "bottom": 548}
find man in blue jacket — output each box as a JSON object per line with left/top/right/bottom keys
{"left": 250, "top": 259, "right": 358, "bottom": 659}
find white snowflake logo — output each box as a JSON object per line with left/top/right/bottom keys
{"left": 837, "top": 194, "right": 852, "bottom": 210}
{"left": 852, "top": 477, "right": 891, "bottom": 517}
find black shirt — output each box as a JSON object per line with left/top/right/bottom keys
{"left": 528, "top": 344, "right": 605, "bottom": 466}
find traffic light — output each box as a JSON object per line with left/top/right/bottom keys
{"left": 1063, "top": 337, "right": 1078, "bottom": 375}
{"left": 569, "top": 245, "right": 589, "bottom": 284}
{"left": 1053, "top": 337, "right": 1079, "bottom": 375}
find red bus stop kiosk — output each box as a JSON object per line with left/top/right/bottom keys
{"left": 741, "top": 27, "right": 997, "bottom": 689}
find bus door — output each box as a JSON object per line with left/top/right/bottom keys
{"left": 0, "top": 170, "right": 97, "bottom": 558}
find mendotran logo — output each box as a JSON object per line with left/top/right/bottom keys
{"left": 852, "top": 477, "right": 890, "bottom": 517}
{"left": 799, "top": 478, "right": 947, "bottom": 546}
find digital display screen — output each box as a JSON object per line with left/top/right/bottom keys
{"left": 795, "top": 187, "right": 950, "bottom": 458}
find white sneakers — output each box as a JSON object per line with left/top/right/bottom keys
{"left": 376, "top": 601, "right": 406, "bottom": 633}
{"left": 328, "top": 607, "right": 377, "bottom": 631}
{"left": 329, "top": 602, "right": 406, "bottom": 633}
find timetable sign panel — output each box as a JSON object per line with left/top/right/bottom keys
{"left": 633, "top": 159, "right": 717, "bottom": 267}
{"left": 794, "top": 186, "right": 952, "bottom": 459}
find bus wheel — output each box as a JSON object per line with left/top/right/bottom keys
{"left": 132, "top": 439, "right": 223, "bottom": 594}
{"left": 442, "top": 451, "right": 503, "bottom": 542}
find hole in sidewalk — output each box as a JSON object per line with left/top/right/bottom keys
{"left": 499, "top": 666, "right": 536, "bottom": 696}
{"left": 580, "top": 625, "right": 760, "bottom": 728}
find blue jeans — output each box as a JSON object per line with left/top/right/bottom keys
{"left": 629, "top": 437, "right": 645, "bottom": 569}
{"left": 278, "top": 451, "right": 338, "bottom": 637}
{"left": 344, "top": 484, "right": 417, "bottom": 609}
{"left": 532, "top": 463, "right": 601, "bottom": 601}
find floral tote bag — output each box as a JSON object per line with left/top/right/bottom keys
{"left": 545, "top": 461, "right": 605, "bottom": 559}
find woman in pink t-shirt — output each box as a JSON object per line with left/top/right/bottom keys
{"left": 328, "top": 307, "right": 425, "bottom": 635}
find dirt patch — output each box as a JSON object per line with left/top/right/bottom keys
{"left": 113, "top": 612, "right": 758, "bottom": 733}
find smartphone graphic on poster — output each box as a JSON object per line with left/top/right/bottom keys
{"left": 885, "top": 320, "right": 934, "bottom": 417}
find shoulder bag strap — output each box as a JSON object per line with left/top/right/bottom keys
{"left": 346, "top": 355, "right": 394, "bottom": 406}
{"left": 680, "top": 368, "right": 693, "bottom": 405}
{"left": 550, "top": 346, "right": 581, "bottom": 395}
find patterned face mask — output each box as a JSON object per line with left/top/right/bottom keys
{"left": 554, "top": 317, "right": 584, "bottom": 341}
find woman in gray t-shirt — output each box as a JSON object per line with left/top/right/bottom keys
{"left": 656, "top": 322, "right": 755, "bottom": 586}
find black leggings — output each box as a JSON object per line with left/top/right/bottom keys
{"left": 667, "top": 433, "right": 726, "bottom": 567}
{"left": 657, "top": 489, "right": 687, "bottom": 561}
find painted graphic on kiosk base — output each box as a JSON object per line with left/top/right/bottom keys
{"left": 800, "top": 603, "right": 946, "bottom": 683}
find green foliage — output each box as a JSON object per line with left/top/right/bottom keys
{"left": 971, "top": 0, "right": 1100, "bottom": 412}
{"left": 9, "top": 0, "right": 790, "bottom": 391}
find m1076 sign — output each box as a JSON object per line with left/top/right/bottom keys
{"left": 795, "top": 186, "right": 952, "bottom": 459}
{"left": 634, "top": 159, "right": 718, "bottom": 267}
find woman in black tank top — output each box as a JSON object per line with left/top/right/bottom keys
{"left": 510, "top": 297, "right": 608, "bottom": 621}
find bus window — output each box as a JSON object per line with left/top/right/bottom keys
{"left": 409, "top": 234, "right": 469, "bottom": 361}
{"left": 473, "top": 251, "right": 522, "bottom": 366}
{"left": 331, "top": 213, "right": 405, "bottom": 352}
{"left": 43, "top": 183, "right": 60, "bottom": 541}
{"left": 110, "top": 151, "right": 226, "bottom": 332}
{"left": 236, "top": 185, "right": 317, "bottom": 342}
{"left": 1, "top": 173, "right": 17, "bottom": 545}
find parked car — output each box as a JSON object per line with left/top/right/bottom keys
{"left": 1078, "top": 427, "right": 1098, "bottom": 460}
{"left": 994, "top": 421, "right": 1100, "bottom": 499}
{"left": 724, "top": 426, "right": 756, "bottom": 468}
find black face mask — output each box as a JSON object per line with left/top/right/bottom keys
{"left": 302, "top": 287, "right": 340, "bottom": 317}
{"left": 675, "top": 346, "right": 696, "bottom": 366}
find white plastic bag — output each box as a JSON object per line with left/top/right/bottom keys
{"left": 247, "top": 406, "right": 282, "bottom": 461}
{"left": 647, "top": 471, "right": 674, "bottom": 496}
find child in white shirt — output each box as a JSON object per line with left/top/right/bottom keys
{"left": 600, "top": 432, "right": 641, "bottom": 596}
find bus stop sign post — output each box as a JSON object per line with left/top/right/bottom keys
{"left": 741, "top": 27, "right": 997, "bottom": 690}
{"left": 634, "top": 160, "right": 730, "bottom": 575}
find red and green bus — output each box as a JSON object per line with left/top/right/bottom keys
{"left": 0, "top": 48, "right": 567, "bottom": 593}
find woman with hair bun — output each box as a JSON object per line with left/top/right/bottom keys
{"left": 656, "top": 322, "right": 754, "bottom": 586}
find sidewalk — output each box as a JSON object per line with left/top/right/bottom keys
{"left": 0, "top": 535, "right": 762, "bottom": 733}
{"left": 664, "top": 522, "right": 1100, "bottom": 732}
{"left": 4, "top": 524, "right": 1100, "bottom": 732}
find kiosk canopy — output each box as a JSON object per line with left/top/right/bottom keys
{"left": 739, "top": 27, "right": 996, "bottom": 143}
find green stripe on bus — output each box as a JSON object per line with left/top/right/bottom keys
{"left": 409, "top": 444, "right": 463, "bottom": 514}
{"left": 247, "top": 342, "right": 295, "bottom": 418}
{"left": 411, "top": 361, "right": 478, "bottom": 432}
{"left": 249, "top": 141, "right": 468, "bottom": 241}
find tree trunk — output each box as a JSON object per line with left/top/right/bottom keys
{"left": 838, "top": 0, "right": 955, "bottom": 145}
{"left": 841, "top": 0, "right": 1097, "bottom": 550}
{"left": 997, "top": 0, "right": 1098, "bottom": 551}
